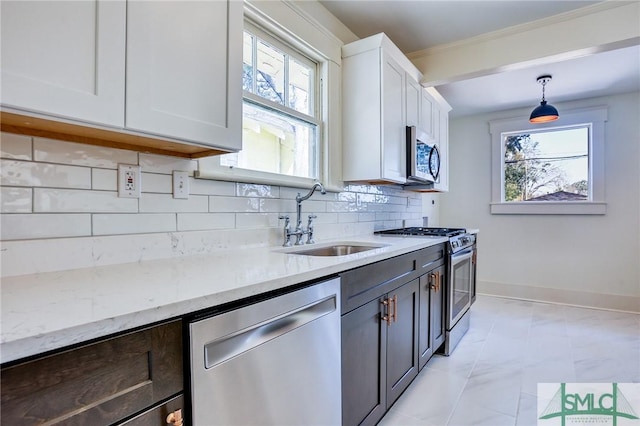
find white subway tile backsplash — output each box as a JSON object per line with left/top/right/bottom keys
{"left": 33, "top": 138, "right": 138, "bottom": 168}
{"left": 177, "top": 213, "right": 235, "bottom": 231}
{"left": 260, "top": 198, "right": 296, "bottom": 213}
{"left": 298, "top": 200, "right": 326, "bottom": 214}
{"left": 92, "top": 169, "right": 117, "bottom": 191}
{"left": 235, "top": 212, "right": 279, "bottom": 229}
{"left": 141, "top": 173, "right": 172, "bottom": 193}
{"left": 209, "top": 196, "right": 261, "bottom": 213}
{"left": 1, "top": 160, "right": 91, "bottom": 189}
{"left": 93, "top": 213, "right": 176, "bottom": 235}
{"left": 34, "top": 188, "right": 138, "bottom": 212}
{"left": 1, "top": 187, "right": 32, "bottom": 213}
{"left": 279, "top": 186, "right": 337, "bottom": 201}
{"left": 139, "top": 153, "right": 197, "bottom": 175}
{"left": 358, "top": 213, "right": 376, "bottom": 222}
{"left": 0, "top": 132, "right": 423, "bottom": 249}
{"left": 191, "top": 178, "right": 235, "bottom": 196}
{"left": 1, "top": 213, "right": 91, "bottom": 240}
{"left": 236, "top": 183, "right": 279, "bottom": 198}
{"left": 338, "top": 212, "right": 359, "bottom": 223}
{"left": 326, "top": 201, "right": 358, "bottom": 213}
{"left": 1, "top": 133, "right": 32, "bottom": 160}
{"left": 139, "top": 193, "right": 208, "bottom": 213}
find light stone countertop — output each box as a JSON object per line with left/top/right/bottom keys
{"left": 0, "top": 234, "right": 447, "bottom": 364}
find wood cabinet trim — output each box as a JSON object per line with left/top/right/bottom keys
{"left": 1, "top": 111, "right": 228, "bottom": 158}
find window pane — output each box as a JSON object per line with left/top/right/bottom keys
{"left": 243, "top": 32, "right": 254, "bottom": 92}
{"left": 221, "top": 102, "right": 318, "bottom": 179}
{"left": 289, "top": 58, "right": 312, "bottom": 114}
{"left": 256, "top": 40, "right": 285, "bottom": 104}
{"left": 504, "top": 127, "right": 589, "bottom": 202}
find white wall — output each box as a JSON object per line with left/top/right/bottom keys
{"left": 440, "top": 91, "right": 640, "bottom": 312}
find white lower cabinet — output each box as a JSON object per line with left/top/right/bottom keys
{"left": 0, "top": 0, "right": 126, "bottom": 127}
{"left": 126, "top": 0, "right": 242, "bottom": 151}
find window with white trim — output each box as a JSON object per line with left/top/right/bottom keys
{"left": 220, "top": 23, "right": 319, "bottom": 179}
{"left": 490, "top": 107, "right": 608, "bottom": 215}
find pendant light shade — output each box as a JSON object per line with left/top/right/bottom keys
{"left": 529, "top": 75, "right": 559, "bottom": 123}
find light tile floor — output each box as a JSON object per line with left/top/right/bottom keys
{"left": 379, "top": 295, "right": 640, "bottom": 426}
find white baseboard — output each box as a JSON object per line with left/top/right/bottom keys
{"left": 478, "top": 280, "right": 640, "bottom": 314}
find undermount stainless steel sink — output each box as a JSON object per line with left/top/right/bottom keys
{"left": 287, "top": 243, "right": 387, "bottom": 257}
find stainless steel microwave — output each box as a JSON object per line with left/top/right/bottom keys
{"left": 406, "top": 125, "right": 440, "bottom": 183}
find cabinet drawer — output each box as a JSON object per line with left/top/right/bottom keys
{"left": 416, "top": 244, "right": 446, "bottom": 273}
{"left": 1, "top": 320, "right": 183, "bottom": 425}
{"left": 118, "top": 394, "right": 184, "bottom": 426}
{"left": 341, "top": 251, "right": 417, "bottom": 313}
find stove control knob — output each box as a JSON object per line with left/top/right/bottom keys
{"left": 452, "top": 241, "right": 459, "bottom": 248}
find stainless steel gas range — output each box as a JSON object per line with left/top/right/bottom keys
{"left": 376, "top": 227, "right": 476, "bottom": 355}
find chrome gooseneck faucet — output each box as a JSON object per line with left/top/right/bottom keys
{"left": 279, "top": 182, "right": 326, "bottom": 246}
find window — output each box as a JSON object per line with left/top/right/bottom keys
{"left": 503, "top": 126, "right": 589, "bottom": 202}
{"left": 220, "top": 22, "right": 320, "bottom": 180}
{"left": 197, "top": 3, "right": 342, "bottom": 190}
{"left": 490, "top": 107, "right": 607, "bottom": 215}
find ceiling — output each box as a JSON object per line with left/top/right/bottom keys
{"left": 319, "top": 0, "right": 640, "bottom": 117}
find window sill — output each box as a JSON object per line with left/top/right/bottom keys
{"left": 195, "top": 166, "right": 343, "bottom": 193}
{"left": 490, "top": 202, "right": 606, "bottom": 215}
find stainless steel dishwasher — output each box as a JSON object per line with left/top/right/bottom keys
{"left": 189, "top": 277, "right": 342, "bottom": 425}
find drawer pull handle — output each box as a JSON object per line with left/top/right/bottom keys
{"left": 167, "top": 409, "right": 183, "bottom": 426}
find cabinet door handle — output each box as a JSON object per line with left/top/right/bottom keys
{"left": 436, "top": 271, "right": 441, "bottom": 292}
{"left": 381, "top": 298, "right": 391, "bottom": 325}
{"left": 391, "top": 294, "right": 398, "bottom": 323}
{"left": 430, "top": 273, "right": 437, "bottom": 290}
{"left": 166, "top": 409, "right": 183, "bottom": 426}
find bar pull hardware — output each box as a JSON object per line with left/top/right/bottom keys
{"left": 436, "top": 271, "right": 441, "bottom": 292}
{"left": 472, "top": 251, "right": 477, "bottom": 265}
{"left": 391, "top": 295, "right": 398, "bottom": 323}
{"left": 430, "top": 273, "right": 437, "bottom": 290}
{"left": 381, "top": 298, "right": 391, "bottom": 325}
{"left": 166, "top": 409, "right": 183, "bottom": 426}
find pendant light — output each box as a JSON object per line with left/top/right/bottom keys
{"left": 529, "top": 75, "right": 559, "bottom": 123}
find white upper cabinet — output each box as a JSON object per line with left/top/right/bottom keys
{"left": 1, "top": 0, "right": 242, "bottom": 155}
{"left": 420, "top": 88, "right": 435, "bottom": 140}
{"left": 126, "top": 1, "right": 242, "bottom": 151}
{"left": 343, "top": 33, "right": 422, "bottom": 184}
{"left": 0, "top": 1, "right": 126, "bottom": 127}
{"left": 424, "top": 87, "right": 452, "bottom": 192}
{"left": 406, "top": 75, "right": 421, "bottom": 129}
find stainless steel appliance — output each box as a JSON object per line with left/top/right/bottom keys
{"left": 445, "top": 232, "right": 475, "bottom": 355}
{"left": 375, "top": 227, "right": 476, "bottom": 355}
{"left": 189, "top": 278, "right": 342, "bottom": 425}
{"left": 406, "top": 126, "right": 440, "bottom": 184}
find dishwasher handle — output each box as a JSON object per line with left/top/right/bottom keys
{"left": 203, "top": 295, "right": 336, "bottom": 369}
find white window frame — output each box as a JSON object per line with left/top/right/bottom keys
{"left": 489, "top": 106, "right": 608, "bottom": 215}
{"left": 197, "top": 2, "right": 343, "bottom": 192}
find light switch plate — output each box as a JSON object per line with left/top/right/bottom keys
{"left": 173, "top": 171, "right": 189, "bottom": 199}
{"left": 118, "top": 164, "right": 141, "bottom": 198}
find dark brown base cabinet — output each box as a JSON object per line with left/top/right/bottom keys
{"left": 418, "top": 264, "right": 446, "bottom": 369}
{"left": 340, "top": 244, "right": 446, "bottom": 426}
{"left": 1, "top": 320, "right": 183, "bottom": 425}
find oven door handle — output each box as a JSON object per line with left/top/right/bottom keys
{"left": 451, "top": 248, "right": 473, "bottom": 265}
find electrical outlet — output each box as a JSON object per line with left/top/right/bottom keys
{"left": 118, "top": 164, "right": 141, "bottom": 198}
{"left": 173, "top": 171, "right": 189, "bottom": 199}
